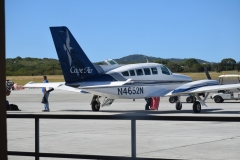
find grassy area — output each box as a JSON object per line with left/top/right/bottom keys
{"left": 7, "top": 70, "right": 240, "bottom": 85}
{"left": 6, "top": 75, "right": 64, "bottom": 85}
{"left": 183, "top": 70, "right": 240, "bottom": 81}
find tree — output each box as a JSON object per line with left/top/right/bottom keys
{"left": 212, "top": 63, "right": 223, "bottom": 72}
{"left": 181, "top": 58, "right": 199, "bottom": 72}
{"left": 166, "top": 62, "right": 183, "bottom": 72}
{"left": 202, "top": 63, "right": 212, "bottom": 71}
{"left": 220, "top": 58, "right": 236, "bottom": 71}
{"left": 15, "top": 56, "right": 22, "bottom": 60}
{"left": 235, "top": 61, "right": 240, "bottom": 72}
{"left": 6, "top": 57, "right": 62, "bottom": 76}
{"left": 183, "top": 58, "right": 199, "bottom": 67}
{"left": 154, "top": 59, "right": 169, "bottom": 65}
{"left": 192, "top": 64, "right": 204, "bottom": 72}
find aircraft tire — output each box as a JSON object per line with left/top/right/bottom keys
{"left": 193, "top": 101, "right": 201, "bottom": 113}
{"left": 186, "top": 96, "right": 193, "bottom": 103}
{"left": 175, "top": 101, "right": 182, "bottom": 110}
{"left": 186, "top": 96, "right": 196, "bottom": 103}
{"left": 192, "top": 96, "right": 196, "bottom": 102}
{"left": 91, "top": 101, "right": 100, "bottom": 111}
{"left": 169, "top": 97, "right": 175, "bottom": 103}
{"left": 169, "top": 96, "right": 177, "bottom": 103}
{"left": 214, "top": 96, "right": 223, "bottom": 103}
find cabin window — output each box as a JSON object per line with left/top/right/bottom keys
{"left": 161, "top": 66, "right": 170, "bottom": 75}
{"left": 129, "top": 70, "right": 135, "bottom": 76}
{"left": 151, "top": 67, "right": 158, "bottom": 74}
{"left": 143, "top": 68, "right": 151, "bottom": 75}
{"left": 136, "top": 69, "right": 143, "bottom": 76}
{"left": 122, "top": 71, "right": 129, "bottom": 76}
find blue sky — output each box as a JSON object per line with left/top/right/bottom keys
{"left": 5, "top": 0, "right": 240, "bottom": 63}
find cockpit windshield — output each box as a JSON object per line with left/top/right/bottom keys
{"left": 161, "top": 65, "right": 172, "bottom": 75}
{"left": 104, "top": 59, "right": 118, "bottom": 65}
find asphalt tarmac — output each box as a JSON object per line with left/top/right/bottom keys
{"left": 7, "top": 89, "right": 240, "bottom": 160}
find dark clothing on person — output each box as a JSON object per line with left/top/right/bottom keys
{"left": 145, "top": 98, "right": 151, "bottom": 110}
{"left": 6, "top": 100, "right": 9, "bottom": 107}
{"left": 42, "top": 77, "right": 50, "bottom": 111}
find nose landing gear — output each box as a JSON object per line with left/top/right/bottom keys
{"left": 173, "top": 93, "right": 209, "bottom": 113}
{"left": 175, "top": 101, "right": 182, "bottom": 110}
{"left": 91, "top": 95, "right": 101, "bottom": 111}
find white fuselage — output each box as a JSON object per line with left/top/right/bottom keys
{"left": 78, "top": 63, "right": 192, "bottom": 99}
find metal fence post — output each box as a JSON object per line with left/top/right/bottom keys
{"left": 35, "top": 118, "right": 39, "bottom": 160}
{"left": 131, "top": 119, "right": 136, "bottom": 158}
{"left": 0, "top": 0, "right": 7, "bottom": 159}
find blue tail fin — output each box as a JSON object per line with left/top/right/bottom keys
{"left": 50, "top": 26, "right": 99, "bottom": 83}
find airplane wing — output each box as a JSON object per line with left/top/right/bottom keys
{"left": 79, "top": 79, "right": 132, "bottom": 89}
{"left": 166, "top": 80, "right": 240, "bottom": 96}
{"left": 24, "top": 82, "right": 89, "bottom": 93}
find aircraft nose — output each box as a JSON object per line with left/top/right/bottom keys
{"left": 186, "top": 76, "right": 192, "bottom": 82}
{"left": 173, "top": 73, "right": 192, "bottom": 82}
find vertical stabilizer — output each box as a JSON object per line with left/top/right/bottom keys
{"left": 50, "top": 26, "right": 99, "bottom": 83}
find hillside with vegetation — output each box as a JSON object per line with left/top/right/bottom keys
{"left": 6, "top": 56, "right": 62, "bottom": 76}
{"left": 6, "top": 55, "right": 240, "bottom": 76}
{"left": 113, "top": 54, "right": 209, "bottom": 64}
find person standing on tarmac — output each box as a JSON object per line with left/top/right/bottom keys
{"left": 42, "top": 76, "right": 50, "bottom": 112}
{"left": 6, "top": 80, "right": 14, "bottom": 107}
{"left": 144, "top": 98, "right": 151, "bottom": 110}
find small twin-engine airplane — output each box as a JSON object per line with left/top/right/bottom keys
{"left": 24, "top": 26, "right": 240, "bottom": 113}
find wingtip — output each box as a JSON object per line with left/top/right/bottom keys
{"left": 26, "top": 81, "right": 34, "bottom": 84}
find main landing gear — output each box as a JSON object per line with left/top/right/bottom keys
{"left": 169, "top": 96, "right": 183, "bottom": 111}
{"left": 175, "top": 101, "right": 182, "bottom": 110}
{"left": 91, "top": 95, "right": 101, "bottom": 111}
{"left": 171, "top": 95, "right": 199, "bottom": 104}
{"left": 192, "top": 101, "right": 201, "bottom": 113}
{"left": 186, "top": 96, "right": 196, "bottom": 103}
{"left": 90, "top": 95, "right": 115, "bottom": 111}
{"left": 169, "top": 96, "right": 178, "bottom": 103}
{"left": 174, "top": 98, "right": 201, "bottom": 113}
{"left": 174, "top": 93, "right": 209, "bottom": 113}
{"left": 169, "top": 96, "right": 183, "bottom": 110}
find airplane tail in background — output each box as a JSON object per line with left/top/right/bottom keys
{"left": 204, "top": 67, "right": 211, "bottom": 80}
{"left": 50, "top": 26, "right": 99, "bottom": 83}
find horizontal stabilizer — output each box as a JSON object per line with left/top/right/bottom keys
{"left": 24, "top": 82, "right": 64, "bottom": 88}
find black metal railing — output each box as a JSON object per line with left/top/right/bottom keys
{"left": 7, "top": 114, "right": 240, "bottom": 160}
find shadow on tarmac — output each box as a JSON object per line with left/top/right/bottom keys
{"left": 59, "top": 108, "right": 240, "bottom": 115}
{"left": 218, "top": 102, "right": 240, "bottom": 103}
{"left": 182, "top": 102, "right": 240, "bottom": 104}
